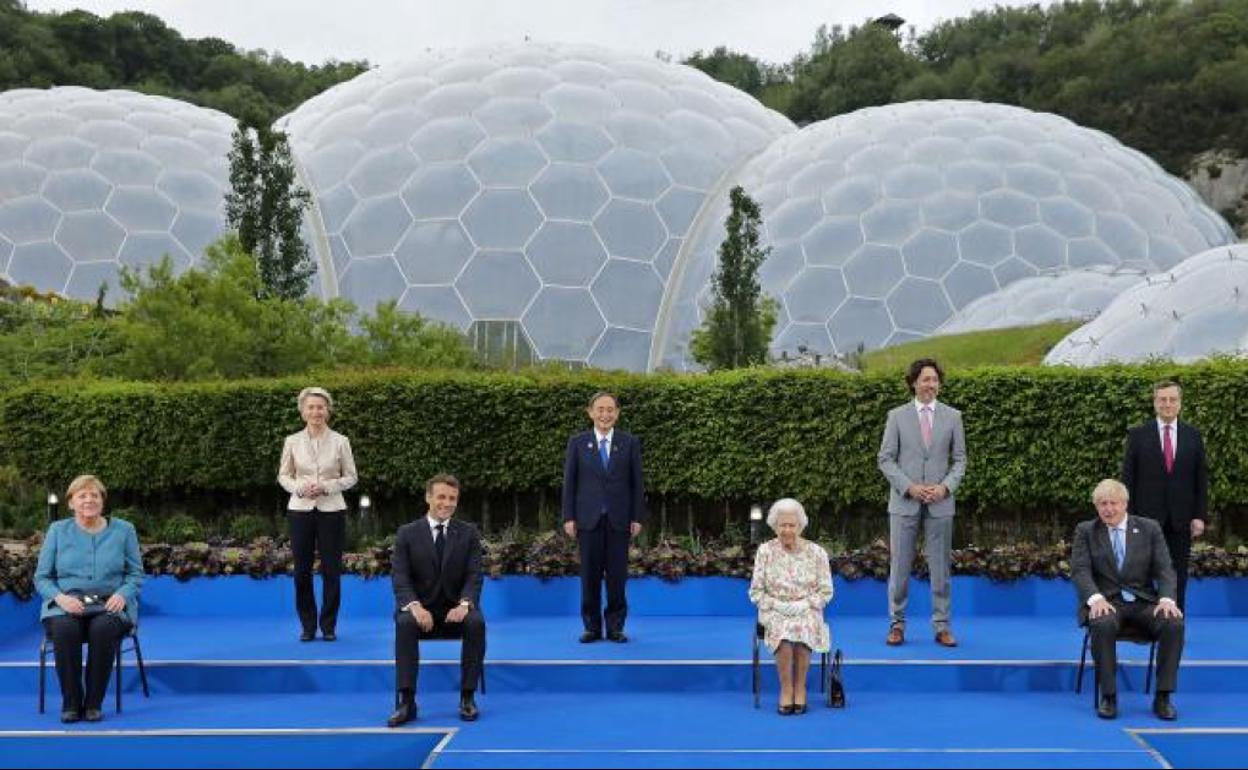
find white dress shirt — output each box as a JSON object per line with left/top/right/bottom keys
{"left": 1157, "top": 418, "right": 1179, "bottom": 454}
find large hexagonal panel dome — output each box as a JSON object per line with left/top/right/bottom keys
{"left": 277, "top": 42, "right": 794, "bottom": 371}
{"left": 1045, "top": 244, "right": 1248, "bottom": 365}
{"left": 937, "top": 265, "right": 1146, "bottom": 335}
{"left": 655, "top": 100, "right": 1234, "bottom": 369}
{"left": 0, "top": 87, "right": 235, "bottom": 302}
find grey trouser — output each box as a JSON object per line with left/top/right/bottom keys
{"left": 888, "top": 506, "right": 953, "bottom": 633}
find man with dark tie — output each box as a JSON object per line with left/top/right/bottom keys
{"left": 877, "top": 358, "right": 967, "bottom": 648}
{"left": 387, "top": 474, "right": 485, "bottom": 726}
{"left": 562, "top": 391, "right": 646, "bottom": 643}
{"left": 1122, "top": 381, "right": 1209, "bottom": 611}
{"left": 1072, "top": 479, "right": 1184, "bottom": 721}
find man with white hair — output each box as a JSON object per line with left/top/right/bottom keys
{"left": 1071, "top": 479, "right": 1185, "bottom": 721}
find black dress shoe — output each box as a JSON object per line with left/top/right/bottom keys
{"left": 459, "top": 693, "right": 479, "bottom": 722}
{"left": 83, "top": 708, "right": 103, "bottom": 723}
{"left": 60, "top": 709, "right": 81, "bottom": 724}
{"left": 1097, "top": 695, "right": 1117, "bottom": 720}
{"left": 321, "top": 632, "right": 337, "bottom": 642}
{"left": 300, "top": 630, "right": 315, "bottom": 642}
{"left": 1153, "top": 693, "right": 1178, "bottom": 721}
{"left": 386, "top": 701, "right": 417, "bottom": 727}
{"left": 793, "top": 703, "right": 808, "bottom": 715}
{"left": 579, "top": 631, "right": 602, "bottom": 643}
{"left": 777, "top": 703, "right": 794, "bottom": 715}
{"left": 606, "top": 630, "right": 628, "bottom": 643}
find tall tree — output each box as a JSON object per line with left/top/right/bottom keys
{"left": 225, "top": 124, "right": 315, "bottom": 300}
{"left": 690, "top": 186, "right": 778, "bottom": 370}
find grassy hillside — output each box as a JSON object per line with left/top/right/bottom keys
{"left": 858, "top": 320, "right": 1081, "bottom": 373}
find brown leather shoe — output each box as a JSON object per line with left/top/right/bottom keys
{"left": 886, "top": 626, "right": 904, "bottom": 646}
{"left": 934, "top": 630, "right": 958, "bottom": 647}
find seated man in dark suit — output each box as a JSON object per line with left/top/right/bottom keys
{"left": 387, "top": 473, "right": 485, "bottom": 726}
{"left": 1071, "top": 478, "right": 1184, "bottom": 721}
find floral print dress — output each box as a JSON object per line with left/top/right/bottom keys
{"left": 748, "top": 538, "right": 833, "bottom": 653}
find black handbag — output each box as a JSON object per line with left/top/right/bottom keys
{"left": 827, "top": 648, "right": 846, "bottom": 708}
{"left": 64, "top": 589, "right": 109, "bottom": 616}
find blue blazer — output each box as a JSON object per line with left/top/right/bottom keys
{"left": 562, "top": 429, "right": 646, "bottom": 532}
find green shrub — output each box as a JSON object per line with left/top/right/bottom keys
{"left": 160, "top": 513, "right": 205, "bottom": 544}
{"left": 110, "top": 507, "right": 159, "bottom": 539}
{"left": 2, "top": 363, "right": 1247, "bottom": 527}
{"left": 227, "top": 514, "right": 273, "bottom": 543}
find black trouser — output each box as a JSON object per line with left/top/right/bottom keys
{"left": 394, "top": 606, "right": 486, "bottom": 695}
{"left": 1088, "top": 599, "right": 1184, "bottom": 697}
{"left": 43, "top": 613, "right": 131, "bottom": 712}
{"left": 1163, "top": 524, "right": 1192, "bottom": 612}
{"left": 288, "top": 510, "right": 345, "bottom": 635}
{"left": 577, "top": 520, "right": 630, "bottom": 634}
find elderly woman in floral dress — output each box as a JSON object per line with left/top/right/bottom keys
{"left": 748, "top": 498, "right": 834, "bottom": 715}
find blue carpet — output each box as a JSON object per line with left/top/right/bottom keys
{"left": 4, "top": 692, "right": 1245, "bottom": 768}
{"left": 1131, "top": 731, "right": 1248, "bottom": 769}
{"left": 4, "top": 577, "right": 1246, "bottom": 768}
{"left": 0, "top": 730, "right": 448, "bottom": 769}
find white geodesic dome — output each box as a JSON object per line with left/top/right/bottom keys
{"left": 654, "top": 100, "right": 1234, "bottom": 370}
{"left": 1045, "top": 244, "right": 1248, "bottom": 365}
{"left": 937, "top": 265, "right": 1146, "bottom": 334}
{"left": 276, "top": 42, "right": 795, "bottom": 371}
{"left": 0, "top": 86, "right": 235, "bottom": 303}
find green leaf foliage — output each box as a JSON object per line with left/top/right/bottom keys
{"left": 3, "top": 363, "right": 1247, "bottom": 529}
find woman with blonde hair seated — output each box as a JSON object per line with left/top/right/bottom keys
{"left": 748, "top": 497, "right": 833, "bottom": 715}
{"left": 34, "top": 475, "right": 144, "bottom": 723}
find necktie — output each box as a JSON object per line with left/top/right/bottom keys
{"left": 434, "top": 523, "right": 446, "bottom": 567}
{"left": 599, "top": 437, "right": 610, "bottom": 468}
{"left": 920, "top": 406, "right": 933, "bottom": 447}
{"left": 1163, "top": 424, "right": 1174, "bottom": 474}
{"left": 1111, "top": 527, "right": 1134, "bottom": 601}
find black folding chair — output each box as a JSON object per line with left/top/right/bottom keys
{"left": 751, "top": 621, "right": 830, "bottom": 708}
{"left": 1075, "top": 625, "right": 1157, "bottom": 704}
{"left": 38, "top": 624, "right": 150, "bottom": 714}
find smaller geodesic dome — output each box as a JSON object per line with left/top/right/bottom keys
{"left": 937, "top": 266, "right": 1146, "bottom": 334}
{"left": 1045, "top": 244, "right": 1248, "bottom": 365}
{"left": 654, "top": 100, "right": 1235, "bottom": 370}
{"left": 0, "top": 86, "right": 235, "bottom": 303}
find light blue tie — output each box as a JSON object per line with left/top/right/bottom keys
{"left": 1111, "top": 527, "right": 1134, "bottom": 601}
{"left": 599, "top": 437, "right": 610, "bottom": 469}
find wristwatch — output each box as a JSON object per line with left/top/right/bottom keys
{"left": 458, "top": 599, "right": 473, "bottom": 609}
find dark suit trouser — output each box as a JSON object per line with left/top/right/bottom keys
{"left": 1162, "top": 524, "right": 1192, "bottom": 612}
{"left": 1088, "top": 600, "right": 1184, "bottom": 697}
{"left": 288, "top": 510, "right": 345, "bottom": 635}
{"left": 43, "top": 614, "right": 130, "bottom": 711}
{"left": 577, "top": 521, "right": 629, "bottom": 634}
{"left": 394, "top": 607, "right": 486, "bottom": 694}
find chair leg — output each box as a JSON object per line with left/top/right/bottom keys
{"left": 820, "top": 652, "right": 827, "bottom": 693}
{"left": 751, "top": 634, "right": 760, "bottom": 709}
{"left": 1076, "top": 631, "right": 1089, "bottom": 694}
{"left": 132, "top": 634, "right": 150, "bottom": 698}
{"left": 1145, "top": 642, "right": 1156, "bottom": 695}
{"left": 115, "top": 642, "right": 123, "bottom": 714}
{"left": 38, "top": 639, "right": 47, "bottom": 714}
{"left": 479, "top": 663, "right": 487, "bottom": 695}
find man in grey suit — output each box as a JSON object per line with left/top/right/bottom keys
{"left": 1071, "top": 479, "right": 1184, "bottom": 721}
{"left": 877, "top": 358, "right": 967, "bottom": 647}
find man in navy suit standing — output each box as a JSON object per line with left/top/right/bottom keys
{"left": 1122, "top": 381, "right": 1209, "bottom": 611}
{"left": 563, "top": 391, "right": 646, "bottom": 643}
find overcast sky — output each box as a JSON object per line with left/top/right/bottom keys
{"left": 26, "top": 0, "right": 1021, "bottom": 66}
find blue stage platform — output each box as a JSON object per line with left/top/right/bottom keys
{"left": 1, "top": 575, "right": 1245, "bottom": 768}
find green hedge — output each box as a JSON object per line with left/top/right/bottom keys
{"left": 2, "top": 363, "right": 1247, "bottom": 522}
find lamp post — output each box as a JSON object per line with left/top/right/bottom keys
{"left": 47, "top": 492, "right": 59, "bottom": 524}
{"left": 749, "top": 504, "right": 764, "bottom": 545}
{"left": 359, "top": 494, "right": 372, "bottom": 537}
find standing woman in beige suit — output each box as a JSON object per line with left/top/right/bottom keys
{"left": 279, "top": 387, "right": 358, "bottom": 642}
